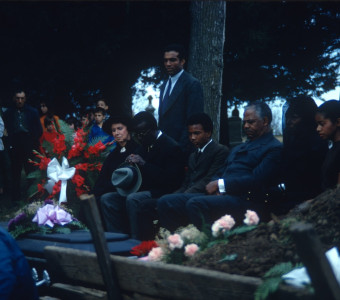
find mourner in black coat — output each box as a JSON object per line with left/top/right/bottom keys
{"left": 100, "top": 111, "right": 185, "bottom": 240}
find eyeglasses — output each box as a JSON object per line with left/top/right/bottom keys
{"left": 133, "top": 129, "right": 151, "bottom": 140}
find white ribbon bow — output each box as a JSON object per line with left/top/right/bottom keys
{"left": 45, "top": 157, "right": 76, "bottom": 204}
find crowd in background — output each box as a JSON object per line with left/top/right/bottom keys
{"left": 0, "top": 92, "right": 115, "bottom": 203}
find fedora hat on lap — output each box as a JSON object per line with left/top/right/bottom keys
{"left": 111, "top": 162, "right": 142, "bottom": 196}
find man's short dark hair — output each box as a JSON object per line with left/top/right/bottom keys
{"left": 317, "top": 100, "right": 340, "bottom": 124}
{"left": 163, "top": 44, "right": 186, "bottom": 61}
{"left": 94, "top": 107, "right": 106, "bottom": 115}
{"left": 245, "top": 101, "right": 272, "bottom": 125}
{"left": 187, "top": 113, "right": 213, "bottom": 133}
{"left": 132, "top": 111, "right": 157, "bottom": 131}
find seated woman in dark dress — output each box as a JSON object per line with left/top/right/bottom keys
{"left": 282, "top": 96, "right": 328, "bottom": 207}
{"left": 92, "top": 115, "right": 139, "bottom": 201}
{"left": 316, "top": 100, "right": 340, "bottom": 190}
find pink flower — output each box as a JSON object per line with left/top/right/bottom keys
{"left": 243, "top": 210, "right": 260, "bottom": 226}
{"left": 184, "top": 244, "right": 199, "bottom": 257}
{"left": 147, "top": 247, "right": 164, "bottom": 261}
{"left": 211, "top": 214, "right": 235, "bottom": 237}
{"left": 167, "top": 233, "right": 184, "bottom": 250}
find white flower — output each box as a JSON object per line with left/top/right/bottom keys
{"left": 243, "top": 210, "right": 260, "bottom": 226}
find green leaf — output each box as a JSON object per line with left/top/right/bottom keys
{"left": 26, "top": 169, "right": 44, "bottom": 179}
{"left": 226, "top": 225, "right": 257, "bottom": 238}
{"left": 254, "top": 262, "right": 299, "bottom": 300}
{"left": 218, "top": 253, "right": 238, "bottom": 263}
{"left": 54, "top": 227, "right": 71, "bottom": 234}
{"left": 254, "top": 277, "right": 281, "bottom": 300}
{"left": 59, "top": 119, "right": 76, "bottom": 147}
{"left": 207, "top": 239, "right": 228, "bottom": 248}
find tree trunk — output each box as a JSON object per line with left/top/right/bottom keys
{"left": 188, "top": 1, "right": 226, "bottom": 142}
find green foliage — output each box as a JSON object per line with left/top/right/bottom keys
{"left": 225, "top": 225, "right": 257, "bottom": 238}
{"left": 206, "top": 239, "right": 228, "bottom": 249}
{"left": 225, "top": 2, "right": 339, "bottom": 103}
{"left": 26, "top": 169, "right": 44, "bottom": 180}
{"left": 58, "top": 119, "right": 76, "bottom": 147}
{"left": 254, "top": 262, "right": 303, "bottom": 300}
{"left": 218, "top": 253, "right": 238, "bottom": 263}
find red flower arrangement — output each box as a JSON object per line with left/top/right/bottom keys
{"left": 130, "top": 241, "right": 159, "bottom": 257}
{"left": 27, "top": 121, "right": 115, "bottom": 216}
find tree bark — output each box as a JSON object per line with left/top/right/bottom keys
{"left": 188, "top": 1, "right": 226, "bottom": 142}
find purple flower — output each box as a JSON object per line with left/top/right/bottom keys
{"left": 8, "top": 213, "right": 27, "bottom": 231}
{"left": 44, "top": 199, "right": 54, "bottom": 205}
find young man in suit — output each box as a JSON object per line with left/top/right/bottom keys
{"left": 158, "top": 44, "right": 204, "bottom": 156}
{"left": 100, "top": 111, "right": 185, "bottom": 240}
{"left": 157, "top": 113, "right": 229, "bottom": 231}
{"left": 160, "top": 102, "right": 283, "bottom": 231}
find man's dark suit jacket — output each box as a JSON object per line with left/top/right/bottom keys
{"left": 158, "top": 71, "right": 204, "bottom": 152}
{"left": 177, "top": 141, "right": 229, "bottom": 193}
{"left": 213, "top": 131, "right": 283, "bottom": 198}
{"left": 136, "top": 133, "right": 185, "bottom": 197}
{"left": 4, "top": 104, "right": 42, "bottom": 146}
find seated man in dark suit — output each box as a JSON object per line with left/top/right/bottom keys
{"left": 160, "top": 102, "right": 283, "bottom": 231}
{"left": 157, "top": 112, "right": 229, "bottom": 231}
{"left": 101, "top": 111, "right": 185, "bottom": 240}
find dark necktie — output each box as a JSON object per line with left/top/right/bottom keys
{"left": 162, "top": 78, "right": 172, "bottom": 113}
{"left": 195, "top": 150, "right": 201, "bottom": 162}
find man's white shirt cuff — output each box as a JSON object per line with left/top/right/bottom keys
{"left": 218, "top": 179, "right": 226, "bottom": 193}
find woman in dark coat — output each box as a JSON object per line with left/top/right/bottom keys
{"left": 282, "top": 96, "right": 328, "bottom": 206}
{"left": 92, "top": 115, "right": 139, "bottom": 200}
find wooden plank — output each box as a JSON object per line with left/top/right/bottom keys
{"left": 44, "top": 246, "right": 313, "bottom": 300}
{"left": 45, "top": 247, "right": 104, "bottom": 287}
{"left": 80, "top": 194, "right": 122, "bottom": 300}
{"left": 290, "top": 222, "right": 340, "bottom": 300}
{"left": 50, "top": 283, "right": 107, "bottom": 300}
{"left": 112, "top": 255, "right": 261, "bottom": 300}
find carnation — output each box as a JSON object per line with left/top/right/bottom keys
{"left": 243, "top": 210, "right": 260, "bottom": 226}
{"left": 167, "top": 233, "right": 184, "bottom": 250}
{"left": 148, "top": 247, "right": 164, "bottom": 262}
{"left": 211, "top": 214, "right": 235, "bottom": 237}
{"left": 184, "top": 244, "right": 199, "bottom": 257}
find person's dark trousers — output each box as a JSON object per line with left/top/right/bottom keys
{"left": 0, "top": 148, "right": 12, "bottom": 194}
{"left": 100, "top": 192, "right": 130, "bottom": 234}
{"left": 186, "top": 194, "right": 265, "bottom": 230}
{"left": 9, "top": 132, "right": 36, "bottom": 201}
{"left": 126, "top": 191, "right": 158, "bottom": 240}
{"left": 101, "top": 191, "right": 158, "bottom": 240}
{"left": 157, "top": 193, "right": 204, "bottom": 232}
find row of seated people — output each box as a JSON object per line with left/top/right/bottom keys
{"left": 93, "top": 98, "right": 340, "bottom": 241}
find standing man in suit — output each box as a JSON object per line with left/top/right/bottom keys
{"left": 158, "top": 44, "right": 204, "bottom": 156}
{"left": 100, "top": 111, "right": 185, "bottom": 240}
{"left": 4, "top": 90, "right": 42, "bottom": 202}
{"left": 160, "top": 102, "right": 283, "bottom": 230}
{"left": 157, "top": 113, "right": 229, "bottom": 231}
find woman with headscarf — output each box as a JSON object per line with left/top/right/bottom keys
{"left": 282, "top": 96, "right": 328, "bottom": 207}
